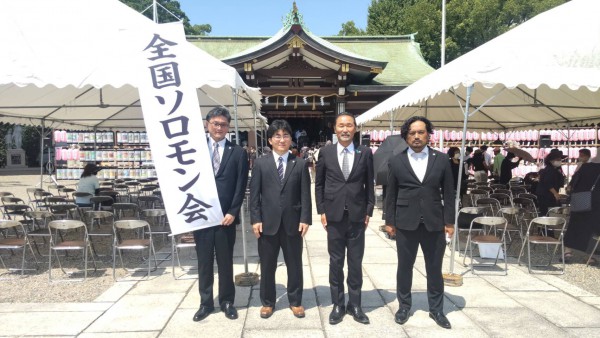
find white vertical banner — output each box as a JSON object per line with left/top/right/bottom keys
{"left": 137, "top": 22, "right": 223, "bottom": 235}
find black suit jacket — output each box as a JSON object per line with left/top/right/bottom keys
{"left": 385, "top": 146, "right": 455, "bottom": 231}
{"left": 249, "top": 152, "right": 312, "bottom": 236}
{"left": 212, "top": 139, "right": 249, "bottom": 225}
{"left": 315, "top": 143, "right": 374, "bottom": 223}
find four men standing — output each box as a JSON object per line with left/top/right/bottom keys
{"left": 194, "top": 111, "right": 453, "bottom": 329}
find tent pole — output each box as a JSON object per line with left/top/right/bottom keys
{"left": 450, "top": 85, "right": 472, "bottom": 274}
{"left": 40, "top": 120, "right": 45, "bottom": 188}
{"left": 253, "top": 108, "right": 258, "bottom": 150}
{"left": 232, "top": 89, "right": 240, "bottom": 145}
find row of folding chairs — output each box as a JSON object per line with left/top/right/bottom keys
{"left": 457, "top": 206, "right": 569, "bottom": 275}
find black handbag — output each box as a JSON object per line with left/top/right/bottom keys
{"left": 570, "top": 174, "right": 600, "bottom": 213}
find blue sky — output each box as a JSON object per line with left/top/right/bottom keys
{"left": 177, "top": 0, "right": 372, "bottom": 36}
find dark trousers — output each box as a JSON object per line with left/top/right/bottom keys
{"left": 327, "top": 211, "right": 365, "bottom": 307}
{"left": 193, "top": 225, "right": 236, "bottom": 308}
{"left": 258, "top": 224, "right": 303, "bottom": 307}
{"left": 395, "top": 223, "right": 446, "bottom": 313}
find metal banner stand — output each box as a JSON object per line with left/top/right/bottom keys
{"left": 234, "top": 196, "right": 259, "bottom": 286}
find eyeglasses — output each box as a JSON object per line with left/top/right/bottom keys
{"left": 271, "top": 134, "right": 291, "bottom": 141}
{"left": 209, "top": 121, "right": 229, "bottom": 129}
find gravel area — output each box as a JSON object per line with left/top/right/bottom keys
{"left": 0, "top": 170, "right": 170, "bottom": 303}
{"left": 2, "top": 170, "right": 600, "bottom": 302}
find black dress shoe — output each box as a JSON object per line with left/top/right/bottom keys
{"left": 346, "top": 305, "right": 370, "bottom": 324}
{"left": 395, "top": 308, "right": 410, "bottom": 325}
{"left": 329, "top": 305, "right": 346, "bottom": 325}
{"left": 221, "top": 302, "right": 238, "bottom": 320}
{"left": 429, "top": 312, "right": 451, "bottom": 329}
{"left": 192, "top": 306, "right": 214, "bottom": 322}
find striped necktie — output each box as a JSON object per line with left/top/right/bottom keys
{"left": 212, "top": 143, "right": 220, "bottom": 175}
{"left": 277, "top": 156, "right": 284, "bottom": 183}
{"left": 342, "top": 148, "right": 350, "bottom": 180}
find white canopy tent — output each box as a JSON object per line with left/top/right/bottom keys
{"left": 0, "top": 0, "right": 265, "bottom": 131}
{"left": 356, "top": 0, "right": 600, "bottom": 275}
{"left": 356, "top": 0, "right": 600, "bottom": 131}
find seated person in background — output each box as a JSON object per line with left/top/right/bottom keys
{"left": 499, "top": 152, "right": 521, "bottom": 185}
{"left": 75, "top": 163, "right": 101, "bottom": 207}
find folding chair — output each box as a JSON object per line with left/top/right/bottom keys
{"left": 2, "top": 204, "right": 32, "bottom": 222}
{"left": 141, "top": 209, "right": 170, "bottom": 262}
{"left": 32, "top": 191, "right": 53, "bottom": 209}
{"left": 494, "top": 189, "right": 513, "bottom": 198}
{"left": 90, "top": 196, "right": 114, "bottom": 211}
{"left": 84, "top": 210, "right": 114, "bottom": 261}
{"left": 48, "top": 204, "right": 81, "bottom": 221}
{"left": 112, "top": 219, "right": 157, "bottom": 281}
{"left": 456, "top": 207, "right": 485, "bottom": 256}
{"left": 47, "top": 220, "right": 97, "bottom": 282}
{"left": 24, "top": 210, "right": 54, "bottom": 257}
{"left": 517, "top": 216, "right": 567, "bottom": 274}
{"left": 463, "top": 216, "right": 508, "bottom": 275}
{"left": 26, "top": 188, "right": 45, "bottom": 207}
{"left": 489, "top": 193, "right": 513, "bottom": 208}
{"left": 499, "top": 207, "right": 525, "bottom": 249}
{"left": 0, "top": 220, "right": 39, "bottom": 277}
{"left": 112, "top": 203, "right": 139, "bottom": 221}
{"left": 513, "top": 197, "right": 539, "bottom": 228}
{"left": 490, "top": 184, "right": 506, "bottom": 190}
{"left": 510, "top": 186, "right": 528, "bottom": 196}
{"left": 47, "top": 184, "right": 66, "bottom": 196}
{"left": 468, "top": 189, "right": 489, "bottom": 207}
{"left": 475, "top": 198, "right": 502, "bottom": 217}
{"left": 171, "top": 232, "right": 197, "bottom": 279}
{"left": 137, "top": 195, "right": 161, "bottom": 211}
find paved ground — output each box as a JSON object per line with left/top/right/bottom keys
{"left": 3, "top": 191, "right": 600, "bottom": 338}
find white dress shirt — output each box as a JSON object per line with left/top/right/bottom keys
{"left": 273, "top": 151, "right": 289, "bottom": 179}
{"left": 408, "top": 146, "right": 429, "bottom": 183}
{"left": 208, "top": 137, "right": 226, "bottom": 163}
{"left": 337, "top": 142, "right": 355, "bottom": 172}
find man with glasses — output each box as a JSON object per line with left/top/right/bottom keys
{"left": 249, "top": 119, "right": 312, "bottom": 319}
{"left": 193, "top": 107, "right": 249, "bottom": 322}
{"left": 315, "top": 113, "right": 374, "bottom": 325}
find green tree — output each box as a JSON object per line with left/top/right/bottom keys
{"left": 120, "top": 0, "right": 211, "bottom": 35}
{"left": 365, "top": 0, "right": 567, "bottom": 68}
{"left": 338, "top": 20, "right": 366, "bottom": 36}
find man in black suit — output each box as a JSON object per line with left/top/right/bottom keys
{"left": 315, "top": 113, "right": 374, "bottom": 325}
{"left": 250, "top": 119, "right": 312, "bottom": 319}
{"left": 192, "top": 107, "right": 249, "bottom": 322}
{"left": 384, "top": 116, "right": 455, "bottom": 329}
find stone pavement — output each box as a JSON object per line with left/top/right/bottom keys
{"left": 3, "top": 200, "right": 600, "bottom": 337}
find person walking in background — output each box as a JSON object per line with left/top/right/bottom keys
{"left": 447, "top": 147, "right": 468, "bottom": 200}
{"left": 492, "top": 146, "right": 505, "bottom": 181}
{"left": 480, "top": 145, "right": 492, "bottom": 178}
{"left": 315, "top": 113, "right": 374, "bottom": 325}
{"left": 250, "top": 119, "right": 312, "bottom": 319}
{"left": 192, "top": 107, "right": 249, "bottom": 322}
{"left": 384, "top": 116, "right": 455, "bottom": 329}
{"left": 575, "top": 148, "right": 591, "bottom": 173}
{"left": 470, "top": 148, "right": 488, "bottom": 183}
{"left": 499, "top": 152, "right": 521, "bottom": 185}
{"left": 535, "top": 150, "right": 566, "bottom": 216}
{"left": 564, "top": 155, "right": 600, "bottom": 263}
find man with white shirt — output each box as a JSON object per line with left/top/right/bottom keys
{"left": 250, "top": 119, "right": 312, "bottom": 319}
{"left": 384, "top": 116, "right": 455, "bottom": 329}
{"left": 193, "top": 107, "right": 249, "bottom": 322}
{"left": 315, "top": 113, "right": 374, "bottom": 325}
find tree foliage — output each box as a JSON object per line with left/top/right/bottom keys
{"left": 342, "top": 0, "right": 567, "bottom": 68}
{"left": 338, "top": 20, "right": 367, "bottom": 36}
{"left": 120, "top": 0, "right": 211, "bottom": 35}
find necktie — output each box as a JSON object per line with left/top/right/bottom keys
{"left": 342, "top": 148, "right": 350, "bottom": 180}
{"left": 277, "top": 156, "right": 284, "bottom": 182}
{"left": 212, "top": 143, "right": 220, "bottom": 175}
